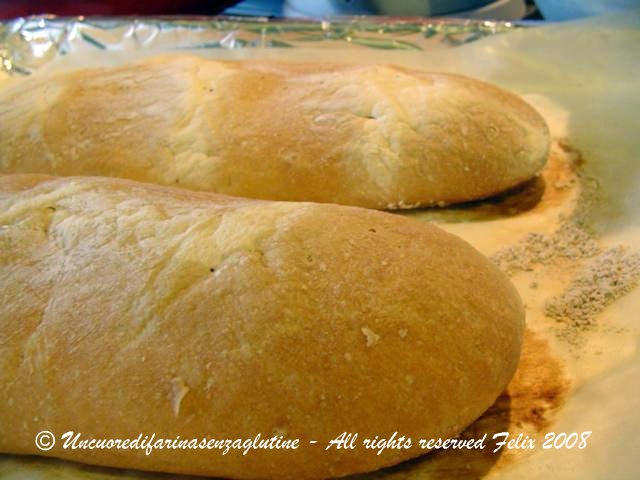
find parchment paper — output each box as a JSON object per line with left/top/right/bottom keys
{"left": 1, "top": 11, "right": 639, "bottom": 480}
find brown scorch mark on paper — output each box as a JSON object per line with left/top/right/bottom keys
{"left": 362, "top": 329, "right": 569, "bottom": 480}
{"left": 503, "top": 330, "right": 568, "bottom": 433}
{"left": 407, "top": 138, "right": 579, "bottom": 224}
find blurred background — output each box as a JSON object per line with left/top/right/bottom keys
{"left": 0, "top": 0, "right": 637, "bottom": 20}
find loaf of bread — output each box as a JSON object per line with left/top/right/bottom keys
{"left": 0, "top": 175, "right": 524, "bottom": 478}
{"left": 0, "top": 55, "right": 549, "bottom": 209}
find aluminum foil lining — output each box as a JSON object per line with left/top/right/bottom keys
{"left": 0, "top": 15, "right": 518, "bottom": 76}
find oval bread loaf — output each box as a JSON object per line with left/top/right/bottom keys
{"left": 0, "top": 55, "right": 549, "bottom": 209}
{"left": 0, "top": 175, "right": 524, "bottom": 478}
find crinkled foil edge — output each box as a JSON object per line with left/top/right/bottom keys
{"left": 0, "top": 14, "right": 520, "bottom": 75}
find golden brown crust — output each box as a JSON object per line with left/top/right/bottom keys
{"left": 0, "top": 175, "right": 524, "bottom": 478}
{"left": 0, "top": 55, "right": 549, "bottom": 209}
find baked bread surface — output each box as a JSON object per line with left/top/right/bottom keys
{"left": 0, "top": 175, "right": 524, "bottom": 478}
{"left": 0, "top": 55, "right": 549, "bottom": 209}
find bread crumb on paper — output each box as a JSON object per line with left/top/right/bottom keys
{"left": 545, "top": 246, "right": 640, "bottom": 329}
{"left": 491, "top": 222, "right": 600, "bottom": 275}
{"left": 491, "top": 141, "right": 640, "bottom": 346}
